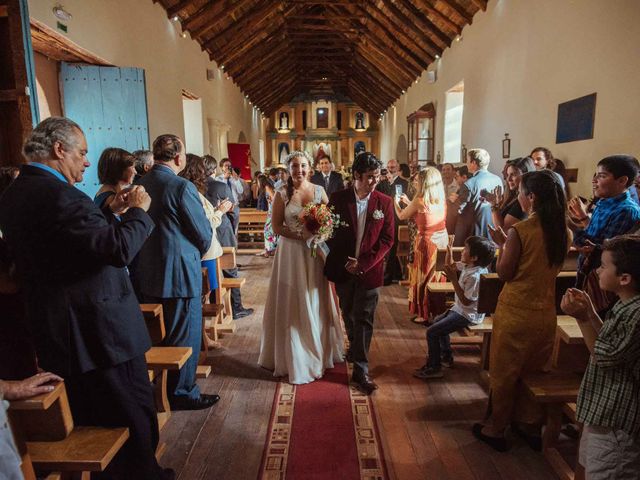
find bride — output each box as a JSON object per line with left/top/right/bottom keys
{"left": 258, "top": 151, "right": 344, "bottom": 384}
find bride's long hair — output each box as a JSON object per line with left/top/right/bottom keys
{"left": 284, "top": 150, "right": 313, "bottom": 204}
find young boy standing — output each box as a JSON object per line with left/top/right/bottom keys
{"left": 415, "top": 236, "right": 496, "bottom": 379}
{"left": 561, "top": 234, "right": 640, "bottom": 479}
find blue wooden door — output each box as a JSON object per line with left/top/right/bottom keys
{"left": 60, "top": 63, "right": 149, "bottom": 197}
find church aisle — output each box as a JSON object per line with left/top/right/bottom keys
{"left": 160, "top": 255, "right": 558, "bottom": 480}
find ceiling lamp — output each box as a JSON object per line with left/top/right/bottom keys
{"left": 53, "top": 4, "right": 72, "bottom": 21}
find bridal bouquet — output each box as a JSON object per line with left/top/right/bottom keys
{"left": 299, "top": 203, "right": 347, "bottom": 258}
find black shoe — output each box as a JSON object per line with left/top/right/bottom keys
{"left": 510, "top": 422, "right": 542, "bottom": 451}
{"left": 351, "top": 373, "right": 378, "bottom": 395}
{"left": 472, "top": 423, "right": 509, "bottom": 452}
{"left": 441, "top": 356, "right": 454, "bottom": 368}
{"left": 233, "top": 307, "right": 254, "bottom": 319}
{"left": 170, "top": 394, "right": 220, "bottom": 411}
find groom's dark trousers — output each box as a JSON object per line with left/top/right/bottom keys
{"left": 334, "top": 279, "right": 380, "bottom": 376}
{"left": 324, "top": 188, "right": 395, "bottom": 379}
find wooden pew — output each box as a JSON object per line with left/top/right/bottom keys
{"left": 237, "top": 208, "right": 268, "bottom": 251}
{"left": 522, "top": 371, "right": 584, "bottom": 480}
{"left": 215, "top": 247, "right": 247, "bottom": 335}
{"left": 8, "top": 381, "right": 129, "bottom": 479}
{"left": 396, "top": 225, "right": 411, "bottom": 283}
{"left": 551, "top": 316, "right": 589, "bottom": 372}
{"left": 139, "top": 304, "right": 193, "bottom": 429}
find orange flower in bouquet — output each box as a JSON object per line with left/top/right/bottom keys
{"left": 299, "top": 203, "right": 347, "bottom": 257}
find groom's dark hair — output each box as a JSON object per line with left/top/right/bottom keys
{"left": 352, "top": 152, "right": 382, "bottom": 174}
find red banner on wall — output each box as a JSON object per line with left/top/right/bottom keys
{"left": 227, "top": 143, "right": 252, "bottom": 181}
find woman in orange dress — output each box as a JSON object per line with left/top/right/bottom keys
{"left": 394, "top": 167, "right": 449, "bottom": 323}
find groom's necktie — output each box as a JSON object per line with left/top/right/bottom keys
{"left": 324, "top": 175, "right": 330, "bottom": 191}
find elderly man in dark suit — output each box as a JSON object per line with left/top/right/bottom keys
{"left": 204, "top": 157, "right": 254, "bottom": 319}
{"left": 379, "top": 158, "right": 408, "bottom": 285}
{"left": 453, "top": 148, "right": 503, "bottom": 246}
{"left": 0, "top": 117, "right": 173, "bottom": 479}
{"left": 134, "top": 134, "right": 218, "bottom": 411}
{"left": 310, "top": 155, "right": 344, "bottom": 196}
{"left": 325, "top": 152, "right": 394, "bottom": 395}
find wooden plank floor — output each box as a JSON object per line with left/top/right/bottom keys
{"left": 160, "top": 255, "right": 558, "bottom": 480}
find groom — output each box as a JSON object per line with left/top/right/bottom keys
{"left": 325, "top": 152, "right": 395, "bottom": 394}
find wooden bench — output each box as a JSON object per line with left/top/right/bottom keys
{"left": 238, "top": 209, "right": 268, "bottom": 250}
{"left": 396, "top": 225, "right": 410, "bottom": 282}
{"left": 551, "top": 316, "right": 589, "bottom": 372}
{"left": 522, "top": 371, "right": 584, "bottom": 480}
{"left": 140, "top": 303, "right": 194, "bottom": 430}
{"left": 8, "top": 381, "right": 129, "bottom": 479}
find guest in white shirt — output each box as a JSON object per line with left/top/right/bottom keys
{"left": 216, "top": 158, "right": 243, "bottom": 234}
{"left": 441, "top": 163, "right": 458, "bottom": 198}
{"left": 414, "top": 236, "right": 496, "bottom": 379}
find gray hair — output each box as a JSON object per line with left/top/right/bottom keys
{"left": 285, "top": 150, "right": 312, "bottom": 167}
{"left": 23, "top": 116, "right": 83, "bottom": 162}
{"left": 132, "top": 149, "right": 154, "bottom": 175}
{"left": 467, "top": 148, "right": 491, "bottom": 169}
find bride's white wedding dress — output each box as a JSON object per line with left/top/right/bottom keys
{"left": 258, "top": 185, "right": 345, "bottom": 384}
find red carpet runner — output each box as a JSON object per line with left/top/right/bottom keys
{"left": 259, "top": 362, "right": 387, "bottom": 479}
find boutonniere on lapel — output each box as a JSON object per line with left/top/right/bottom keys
{"left": 372, "top": 209, "right": 384, "bottom": 220}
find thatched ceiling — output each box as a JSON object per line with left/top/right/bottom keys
{"left": 155, "top": 0, "right": 486, "bottom": 116}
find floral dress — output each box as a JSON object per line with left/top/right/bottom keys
{"left": 264, "top": 189, "right": 279, "bottom": 253}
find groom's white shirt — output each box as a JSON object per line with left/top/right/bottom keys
{"left": 354, "top": 188, "right": 372, "bottom": 257}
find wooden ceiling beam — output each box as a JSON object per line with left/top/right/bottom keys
{"left": 167, "top": 0, "right": 196, "bottom": 18}
{"left": 347, "top": 81, "right": 387, "bottom": 115}
{"left": 357, "top": 6, "right": 433, "bottom": 70}
{"left": 201, "top": 0, "right": 277, "bottom": 49}
{"left": 227, "top": 43, "right": 288, "bottom": 83}
{"left": 437, "top": 0, "right": 473, "bottom": 24}
{"left": 413, "top": 0, "right": 462, "bottom": 35}
{"left": 394, "top": 0, "right": 453, "bottom": 47}
{"left": 360, "top": 32, "right": 422, "bottom": 80}
{"left": 166, "top": 0, "right": 199, "bottom": 19}
{"left": 374, "top": 0, "right": 442, "bottom": 55}
{"left": 187, "top": 0, "right": 256, "bottom": 39}
{"left": 240, "top": 53, "right": 294, "bottom": 90}
{"left": 214, "top": 21, "right": 284, "bottom": 66}
{"left": 253, "top": 79, "right": 298, "bottom": 109}
{"left": 469, "top": 0, "right": 488, "bottom": 12}
{"left": 218, "top": 28, "right": 287, "bottom": 74}
{"left": 348, "top": 57, "right": 400, "bottom": 102}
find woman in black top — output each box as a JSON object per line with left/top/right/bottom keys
{"left": 485, "top": 157, "right": 536, "bottom": 230}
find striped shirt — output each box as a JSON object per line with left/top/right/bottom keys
{"left": 576, "top": 295, "right": 640, "bottom": 437}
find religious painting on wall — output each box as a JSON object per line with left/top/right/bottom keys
{"left": 556, "top": 93, "right": 596, "bottom": 143}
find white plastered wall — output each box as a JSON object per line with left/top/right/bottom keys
{"left": 28, "top": 0, "right": 265, "bottom": 170}
{"left": 379, "top": 0, "right": 640, "bottom": 197}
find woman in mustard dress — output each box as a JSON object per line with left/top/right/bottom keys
{"left": 473, "top": 170, "right": 570, "bottom": 451}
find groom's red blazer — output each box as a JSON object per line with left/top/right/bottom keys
{"left": 324, "top": 188, "right": 395, "bottom": 289}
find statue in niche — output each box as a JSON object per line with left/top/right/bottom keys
{"left": 355, "top": 112, "right": 365, "bottom": 130}
{"left": 278, "top": 142, "right": 290, "bottom": 164}
{"left": 312, "top": 142, "right": 332, "bottom": 163}
{"left": 279, "top": 112, "right": 289, "bottom": 130}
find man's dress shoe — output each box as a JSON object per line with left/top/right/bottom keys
{"left": 351, "top": 374, "right": 378, "bottom": 395}
{"left": 170, "top": 394, "right": 220, "bottom": 411}
{"left": 233, "top": 307, "right": 254, "bottom": 319}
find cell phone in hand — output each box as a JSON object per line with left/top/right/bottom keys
{"left": 395, "top": 185, "right": 403, "bottom": 198}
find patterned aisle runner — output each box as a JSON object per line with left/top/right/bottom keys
{"left": 259, "top": 363, "right": 387, "bottom": 480}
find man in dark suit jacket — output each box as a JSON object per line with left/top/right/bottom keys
{"left": 310, "top": 155, "right": 344, "bottom": 196}
{"left": 0, "top": 117, "right": 172, "bottom": 479}
{"left": 205, "top": 174, "right": 254, "bottom": 319}
{"left": 134, "top": 134, "right": 218, "bottom": 411}
{"left": 454, "top": 148, "right": 503, "bottom": 246}
{"left": 378, "top": 159, "right": 408, "bottom": 284}
{"left": 325, "top": 152, "right": 394, "bottom": 395}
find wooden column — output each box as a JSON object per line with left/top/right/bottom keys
{"left": 0, "top": 0, "right": 35, "bottom": 167}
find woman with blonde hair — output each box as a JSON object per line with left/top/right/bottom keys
{"left": 395, "top": 167, "right": 449, "bottom": 324}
